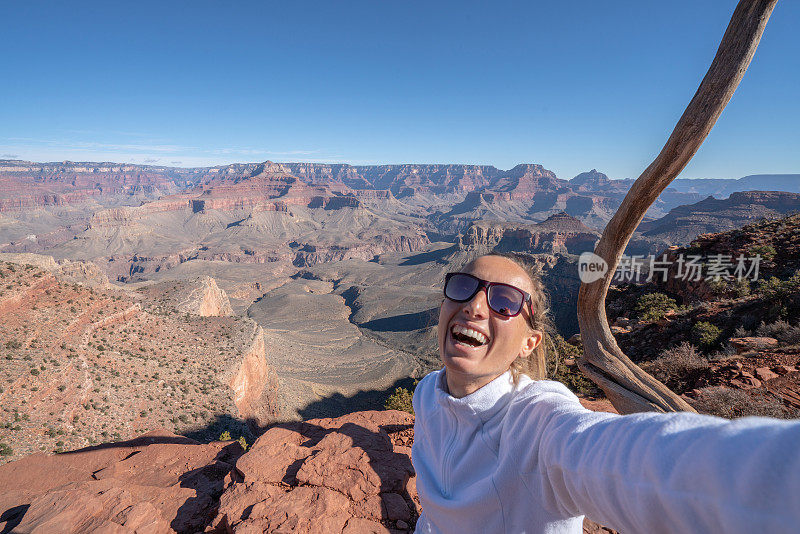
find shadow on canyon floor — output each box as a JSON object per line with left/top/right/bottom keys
{"left": 183, "top": 413, "right": 258, "bottom": 444}
{"left": 177, "top": 377, "right": 419, "bottom": 446}
{"left": 296, "top": 377, "right": 418, "bottom": 421}
{"left": 360, "top": 308, "right": 438, "bottom": 333}
{"left": 398, "top": 244, "right": 456, "bottom": 266}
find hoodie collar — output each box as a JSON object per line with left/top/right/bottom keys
{"left": 435, "top": 369, "right": 522, "bottom": 424}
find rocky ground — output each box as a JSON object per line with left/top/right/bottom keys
{"left": 0, "top": 408, "right": 615, "bottom": 534}
{"left": 0, "top": 260, "right": 280, "bottom": 464}
{"left": 602, "top": 213, "right": 800, "bottom": 418}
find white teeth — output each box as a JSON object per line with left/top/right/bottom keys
{"left": 451, "top": 325, "right": 488, "bottom": 345}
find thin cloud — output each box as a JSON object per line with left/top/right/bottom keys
{"left": 210, "top": 147, "right": 324, "bottom": 157}
{"left": 64, "top": 129, "right": 152, "bottom": 138}
{"left": 0, "top": 137, "right": 350, "bottom": 168}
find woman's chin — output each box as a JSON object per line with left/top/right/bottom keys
{"left": 442, "top": 344, "right": 487, "bottom": 374}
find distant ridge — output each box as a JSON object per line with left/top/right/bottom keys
{"left": 668, "top": 174, "right": 800, "bottom": 197}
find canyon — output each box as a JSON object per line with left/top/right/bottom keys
{"left": 0, "top": 158, "right": 798, "bottom": 533}
{"left": 2, "top": 160, "right": 798, "bottom": 433}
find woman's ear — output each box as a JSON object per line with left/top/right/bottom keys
{"left": 520, "top": 330, "right": 543, "bottom": 357}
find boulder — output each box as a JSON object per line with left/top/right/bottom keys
{"left": 731, "top": 375, "right": 762, "bottom": 389}
{"left": 0, "top": 429, "right": 242, "bottom": 534}
{"left": 216, "top": 410, "right": 417, "bottom": 533}
{"left": 755, "top": 367, "right": 780, "bottom": 382}
{"left": 773, "top": 364, "right": 797, "bottom": 376}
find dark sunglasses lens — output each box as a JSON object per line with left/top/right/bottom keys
{"left": 487, "top": 285, "right": 524, "bottom": 316}
{"left": 445, "top": 274, "right": 479, "bottom": 301}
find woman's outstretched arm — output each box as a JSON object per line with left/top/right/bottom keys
{"left": 508, "top": 381, "right": 800, "bottom": 533}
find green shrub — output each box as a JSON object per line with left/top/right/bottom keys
{"left": 0, "top": 443, "right": 12, "bottom": 456}
{"left": 238, "top": 436, "right": 248, "bottom": 451}
{"left": 756, "top": 271, "right": 800, "bottom": 300}
{"left": 749, "top": 244, "right": 776, "bottom": 261}
{"left": 219, "top": 430, "right": 232, "bottom": 441}
{"left": 692, "top": 321, "right": 722, "bottom": 349}
{"left": 709, "top": 278, "right": 751, "bottom": 299}
{"left": 385, "top": 387, "right": 414, "bottom": 415}
{"left": 635, "top": 293, "right": 678, "bottom": 322}
{"left": 546, "top": 334, "right": 601, "bottom": 397}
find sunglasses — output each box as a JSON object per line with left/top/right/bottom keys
{"left": 443, "top": 272, "right": 533, "bottom": 318}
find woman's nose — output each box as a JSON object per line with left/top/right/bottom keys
{"left": 462, "top": 288, "right": 489, "bottom": 318}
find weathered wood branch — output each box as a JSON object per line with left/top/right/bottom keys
{"left": 577, "top": 0, "right": 778, "bottom": 414}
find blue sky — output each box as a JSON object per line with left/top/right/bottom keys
{"left": 1, "top": 1, "right": 798, "bottom": 180}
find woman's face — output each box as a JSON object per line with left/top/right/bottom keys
{"left": 438, "top": 255, "right": 541, "bottom": 390}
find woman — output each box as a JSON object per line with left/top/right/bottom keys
{"left": 411, "top": 252, "right": 800, "bottom": 534}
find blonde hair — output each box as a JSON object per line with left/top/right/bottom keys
{"left": 481, "top": 252, "right": 553, "bottom": 383}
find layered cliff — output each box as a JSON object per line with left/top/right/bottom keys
{"left": 460, "top": 213, "right": 599, "bottom": 255}
{"left": 639, "top": 191, "right": 800, "bottom": 247}
{"left": 0, "top": 160, "right": 185, "bottom": 212}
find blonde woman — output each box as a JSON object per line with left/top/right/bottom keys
{"left": 412, "top": 252, "right": 800, "bottom": 533}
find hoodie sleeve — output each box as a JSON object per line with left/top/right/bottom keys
{"left": 507, "top": 381, "right": 800, "bottom": 534}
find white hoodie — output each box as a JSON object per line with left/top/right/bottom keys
{"left": 411, "top": 369, "right": 800, "bottom": 534}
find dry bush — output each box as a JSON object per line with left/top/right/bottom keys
{"left": 691, "top": 386, "right": 791, "bottom": 419}
{"left": 644, "top": 342, "right": 709, "bottom": 394}
{"left": 756, "top": 320, "right": 800, "bottom": 345}
{"left": 733, "top": 325, "right": 750, "bottom": 338}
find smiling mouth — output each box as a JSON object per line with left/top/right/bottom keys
{"left": 450, "top": 325, "right": 489, "bottom": 348}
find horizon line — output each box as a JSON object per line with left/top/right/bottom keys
{"left": 1, "top": 158, "right": 798, "bottom": 182}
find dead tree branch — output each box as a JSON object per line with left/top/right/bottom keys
{"left": 577, "top": 0, "right": 779, "bottom": 414}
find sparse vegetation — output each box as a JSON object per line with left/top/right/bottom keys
{"left": 709, "top": 278, "right": 751, "bottom": 299}
{"left": 643, "top": 342, "right": 708, "bottom": 394}
{"left": 635, "top": 292, "right": 678, "bottom": 322}
{"left": 691, "top": 387, "right": 791, "bottom": 419}
{"left": 546, "top": 334, "right": 601, "bottom": 397}
{"left": 756, "top": 320, "right": 800, "bottom": 345}
{"left": 692, "top": 321, "right": 722, "bottom": 349}
{"left": 385, "top": 386, "right": 415, "bottom": 415}
{"left": 749, "top": 244, "right": 776, "bottom": 262}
